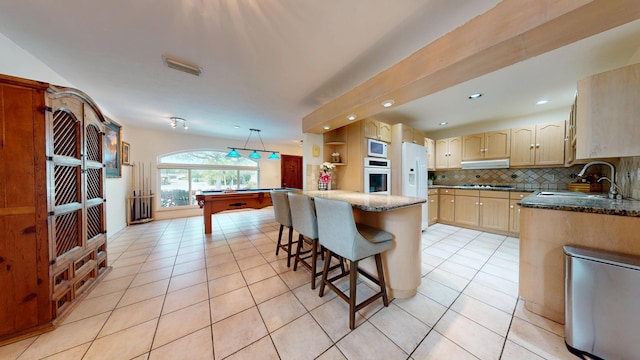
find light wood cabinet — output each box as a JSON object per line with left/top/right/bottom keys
{"left": 508, "top": 191, "right": 529, "bottom": 234}
{"left": 433, "top": 187, "right": 523, "bottom": 235}
{"left": 462, "top": 130, "right": 510, "bottom": 161}
{"left": 435, "top": 137, "right": 462, "bottom": 169}
{"left": 454, "top": 190, "right": 480, "bottom": 227}
{"left": 428, "top": 188, "right": 439, "bottom": 225}
{"left": 324, "top": 122, "right": 365, "bottom": 191}
{"left": 397, "top": 123, "right": 424, "bottom": 144}
{"left": 478, "top": 191, "right": 509, "bottom": 232}
{"left": 576, "top": 62, "right": 640, "bottom": 159}
{"left": 363, "top": 119, "right": 391, "bottom": 143}
{"left": 439, "top": 193, "right": 455, "bottom": 223}
{"left": 0, "top": 75, "right": 109, "bottom": 344}
{"left": 510, "top": 121, "right": 565, "bottom": 166}
{"left": 566, "top": 98, "right": 577, "bottom": 165}
{"left": 425, "top": 138, "right": 435, "bottom": 171}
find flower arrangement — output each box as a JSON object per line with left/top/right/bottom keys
{"left": 320, "top": 162, "right": 335, "bottom": 184}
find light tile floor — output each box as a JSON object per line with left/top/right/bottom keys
{"left": 0, "top": 209, "right": 577, "bottom": 359}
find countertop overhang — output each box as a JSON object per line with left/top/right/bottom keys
{"left": 302, "top": 190, "right": 425, "bottom": 212}
{"left": 519, "top": 191, "right": 640, "bottom": 217}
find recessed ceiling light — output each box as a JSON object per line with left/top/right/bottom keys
{"left": 322, "top": 125, "right": 331, "bottom": 130}
{"left": 233, "top": 125, "right": 240, "bottom": 129}
{"left": 468, "top": 93, "right": 482, "bottom": 99}
{"left": 381, "top": 100, "right": 395, "bottom": 108}
{"left": 347, "top": 114, "right": 357, "bottom": 121}
{"left": 439, "top": 122, "right": 448, "bottom": 126}
{"left": 536, "top": 99, "right": 549, "bottom": 105}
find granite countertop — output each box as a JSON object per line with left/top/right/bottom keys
{"left": 519, "top": 191, "right": 640, "bottom": 217}
{"left": 302, "top": 190, "right": 426, "bottom": 212}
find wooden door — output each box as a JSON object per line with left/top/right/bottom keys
{"left": 426, "top": 138, "right": 435, "bottom": 171}
{"left": 363, "top": 119, "right": 379, "bottom": 139}
{"left": 484, "top": 130, "right": 510, "bottom": 159}
{"left": 428, "top": 194, "right": 439, "bottom": 225}
{"left": 435, "top": 139, "right": 449, "bottom": 169}
{"left": 510, "top": 126, "right": 535, "bottom": 166}
{"left": 509, "top": 200, "right": 521, "bottom": 233}
{"left": 462, "top": 133, "right": 484, "bottom": 160}
{"left": 439, "top": 194, "right": 455, "bottom": 222}
{"left": 454, "top": 195, "right": 479, "bottom": 226}
{"left": 378, "top": 122, "right": 392, "bottom": 142}
{"left": 447, "top": 137, "right": 462, "bottom": 168}
{"left": 535, "top": 121, "right": 565, "bottom": 166}
{"left": 281, "top": 155, "right": 303, "bottom": 189}
{"left": 0, "top": 80, "right": 50, "bottom": 339}
{"left": 480, "top": 197, "right": 510, "bottom": 232}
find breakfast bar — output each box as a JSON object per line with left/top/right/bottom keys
{"left": 303, "top": 190, "right": 426, "bottom": 299}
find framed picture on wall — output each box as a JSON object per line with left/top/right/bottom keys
{"left": 104, "top": 121, "right": 121, "bottom": 178}
{"left": 122, "top": 141, "right": 131, "bottom": 165}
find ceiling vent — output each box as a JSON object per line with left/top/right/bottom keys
{"left": 162, "top": 56, "right": 202, "bottom": 76}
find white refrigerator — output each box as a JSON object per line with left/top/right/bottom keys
{"left": 401, "top": 142, "right": 429, "bottom": 231}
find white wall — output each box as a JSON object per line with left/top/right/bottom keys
{"left": 0, "top": 32, "right": 72, "bottom": 86}
{"left": 125, "top": 126, "right": 303, "bottom": 220}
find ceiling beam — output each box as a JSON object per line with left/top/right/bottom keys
{"left": 302, "top": 0, "right": 640, "bottom": 134}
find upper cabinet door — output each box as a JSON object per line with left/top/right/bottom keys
{"left": 576, "top": 62, "right": 640, "bottom": 159}
{"left": 462, "top": 133, "right": 484, "bottom": 160}
{"left": 378, "top": 122, "right": 392, "bottom": 142}
{"left": 510, "top": 126, "right": 535, "bottom": 166}
{"left": 363, "top": 119, "right": 379, "bottom": 139}
{"left": 447, "top": 137, "right": 462, "bottom": 168}
{"left": 535, "top": 121, "right": 565, "bottom": 166}
{"left": 484, "top": 130, "right": 510, "bottom": 159}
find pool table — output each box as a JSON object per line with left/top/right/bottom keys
{"left": 195, "top": 188, "right": 292, "bottom": 234}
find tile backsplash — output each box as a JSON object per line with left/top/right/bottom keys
{"left": 433, "top": 165, "right": 591, "bottom": 191}
{"left": 618, "top": 157, "right": 640, "bottom": 199}
{"left": 433, "top": 157, "right": 640, "bottom": 199}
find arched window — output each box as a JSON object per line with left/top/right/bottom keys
{"left": 158, "top": 150, "right": 259, "bottom": 208}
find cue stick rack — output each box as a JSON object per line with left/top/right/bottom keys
{"left": 127, "top": 161, "right": 155, "bottom": 225}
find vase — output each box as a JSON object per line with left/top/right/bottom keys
{"left": 318, "top": 180, "right": 328, "bottom": 191}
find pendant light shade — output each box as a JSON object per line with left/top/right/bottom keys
{"left": 248, "top": 151, "right": 262, "bottom": 160}
{"left": 226, "top": 129, "right": 280, "bottom": 160}
{"left": 226, "top": 148, "right": 241, "bottom": 158}
{"left": 268, "top": 152, "right": 280, "bottom": 160}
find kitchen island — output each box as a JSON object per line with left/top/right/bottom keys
{"left": 519, "top": 191, "right": 640, "bottom": 323}
{"left": 303, "top": 190, "right": 426, "bottom": 299}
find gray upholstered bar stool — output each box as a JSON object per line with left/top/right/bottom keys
{"left": 287, "top": 192, "right": 342, "bottom": 289}
{"left": 314, "top": 196, "right": 393, "bottom": 330}
{"left": 270, "top": 190, "right": 297, "bottom": 267}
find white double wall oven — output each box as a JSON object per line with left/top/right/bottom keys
{"left": 364, "top": 157, "right": 391, "bottom": 194}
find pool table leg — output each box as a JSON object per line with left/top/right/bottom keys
{"left": 204, "top": 202, "right": 213, "bottom": 234}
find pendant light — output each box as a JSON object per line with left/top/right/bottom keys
{"left": 226, "top": 128, "right": 280, "bottom": 160}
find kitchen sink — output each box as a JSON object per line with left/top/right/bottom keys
{"left": 536, "top": 191, "right": 609, "bottom": 199}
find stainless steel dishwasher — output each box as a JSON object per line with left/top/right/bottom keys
{"left": 564, "top": 245, "right": 640, "bottom": 360}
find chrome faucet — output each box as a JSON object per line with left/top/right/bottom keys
{"left": 577, "top": 161, "right": 619, "bottom": 198}
{"left": 597, "top": 177, "right": 623, "bottom": 199}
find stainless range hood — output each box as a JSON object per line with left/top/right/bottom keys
{"left": 461, "top": 159, "right": 510, "bottom": 170}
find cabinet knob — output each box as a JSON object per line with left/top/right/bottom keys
{"left": 519, "top": 194, "right": 524, "bottom": 198}
{"left": 451, "top": 200, "right": 454, "bottom": 203}
{"left": 530, "top": 144, "right": 535, "bottom": 148}
{"left": 510, "top": 205, "right": 514, "bottom": 209}
{"left": 517, "top": 209, "right": 521, "bottom": 213}
{"left": 475, "top": 202, "right": 479, "bottom": 205}
{"left": 479, "top": 202, "right": 483, "bottom": 206}
{"left": 536, "top": 144, "right": 540, "bottom": 148}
